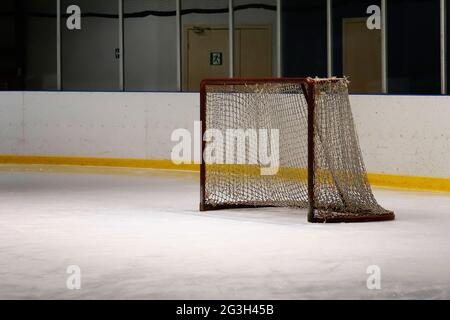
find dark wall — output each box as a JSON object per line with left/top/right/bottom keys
{"left": 282, "top": 0, "right": 327, "bottom": 78}
{"left": 0, "top": 0, "right": 57, "bottom": 91}
{"left": 388, "top": 0, "right": 440, "bottom": 94}
{"left": 0, "top": 0, "right": 26, "bottom": 90}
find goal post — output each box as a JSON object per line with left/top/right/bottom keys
{"left": 199, "top": 77, "right": 395, "bottom": 223}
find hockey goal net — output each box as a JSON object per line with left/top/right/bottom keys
{"left": 200, "top": 78, "right": 394, "bottom": 223}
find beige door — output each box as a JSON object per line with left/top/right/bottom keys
{"left": 236, "top": 27, "right": 272, "bottom": 78}
{"left": 343, "top": 18, "right": 381, "bottom": 93}
{"left": 185, "top": 27, "right": 230, "bottom": 92}
{"left": 185, "top": 25, "right": 272, "bottom": 91}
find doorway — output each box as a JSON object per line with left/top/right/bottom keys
{"left": 343, "top": 17, "right": 381, "bottom": 93}
{"left": 184, "top": 25, "right": 273, "bottom": 91}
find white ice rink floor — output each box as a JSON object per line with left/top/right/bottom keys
{"left": 0, "top": 164, "right": 449, "bottom": 300}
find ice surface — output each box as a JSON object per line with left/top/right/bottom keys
{"left": 0, "top": 165, "right": 449, "bottom": 300}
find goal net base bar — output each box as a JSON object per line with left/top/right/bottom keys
{"left": 310, "top": 210, "right": 395, "bottom": 223}
{"left": 200, "top": 204, "right": 395, "bottom": 223}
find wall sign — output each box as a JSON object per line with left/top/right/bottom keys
{"left": 210, "top": 52, "right": 223, "bottom": 66}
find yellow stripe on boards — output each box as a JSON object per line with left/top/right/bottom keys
{"left": 0, "top": 155, "right": 449, "bottom": 193}
{"left": 368, "top": 173, "right": 450, "bottom": 193}
{"left": 0, "top": 155, "right": 199, "bottom": 172}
